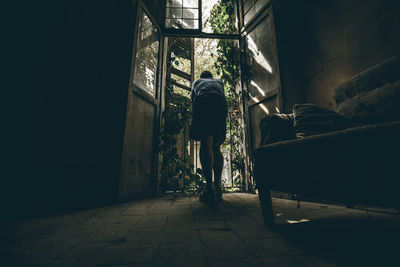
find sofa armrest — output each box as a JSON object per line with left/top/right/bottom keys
{"left": 253, "top": 120, "right": 400, "bottom": 208}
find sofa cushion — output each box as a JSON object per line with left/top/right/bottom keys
{"left": 293, "top": 103, "right": 348, "bottom": 138}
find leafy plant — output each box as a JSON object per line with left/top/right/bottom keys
{"left": 159, "top": 78, "right": 199, "bottom": 193}
{"left": 209, "top": 0, "right": 246, "bottom": 189}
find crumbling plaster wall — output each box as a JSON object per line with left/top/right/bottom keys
{"left": 301, "top": 0, "right": 400, "bottom": 109}
{"left": 275, "top": 0, "right": 400, "bottom": 111}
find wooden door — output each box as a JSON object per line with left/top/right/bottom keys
{"left": 242, "top": 2, "right": 283, "bottom": 153}
{"left": 119, "top": 3, "right": 163, "bottom": 200}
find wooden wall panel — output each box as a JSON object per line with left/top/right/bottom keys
{"left": 249, "top": 96, "right": 279, "bottom": 152}
{"left": 119, "top": 91, "right": 156, "bottom": 199}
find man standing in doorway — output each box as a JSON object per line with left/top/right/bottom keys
{"left": 190, "top": 71, "right": 227, "bottom": 204}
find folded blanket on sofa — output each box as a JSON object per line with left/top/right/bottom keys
{"left": 293, "top": 103, "right": 350, "bottom": 138}
{"left": 259, "top": 104, "right": 355, "bottom": 145}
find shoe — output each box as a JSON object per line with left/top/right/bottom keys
{"left": 199, "top": 189, "right": 216, "bottom": 205}
{"left": 215, "top": 187, "right": 223, "bottom": 203}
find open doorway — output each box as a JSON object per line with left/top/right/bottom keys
{"left": 159, "top": 35, "right": 248, "bottom": 194}
{"left": 118, "top": 0, "right": 280, "bottom": 199}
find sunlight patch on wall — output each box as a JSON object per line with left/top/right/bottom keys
{"left": 250, "top": 81, "right": 266, "bottom": 97}
{"left": 247, "top": 35, "right": 273, "bottom": 73}
{"left": 250, "top": 95, "right": 270, "bottom": 114}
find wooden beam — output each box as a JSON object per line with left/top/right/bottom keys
{"left": 175, "top": 38, "right": 191, "bottom": 51}
{"left": 170, "top": 67, "right": 191, "bottom": 81}
{"left": 164, "top": 31, "right": 240, "bottom": 40}
{"left": 170, "top": 80, "right": 191, "bottom": 91}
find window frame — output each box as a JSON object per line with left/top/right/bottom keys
{"left": 164, "top": 0, "right": 203, "bottom": 33}
{"left": 163, "top": 0, "right": 242, "bottom": 40}
{"left": 132, "top": 5, "right": 162, "bottom": 102}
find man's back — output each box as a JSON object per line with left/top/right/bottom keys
{"left": 191, "top": 78, "right": 225, "bottom": 101}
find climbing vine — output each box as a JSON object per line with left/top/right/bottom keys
{"left": 209, "top": 0, "right": 246, "bottom": 188}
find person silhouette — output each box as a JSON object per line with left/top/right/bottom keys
{"left": 190, "top": 70, "right": 227, "bottom": 204}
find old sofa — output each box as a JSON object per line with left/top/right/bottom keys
{"left": 254, "top": 55, "right": 400, "bottom": 225}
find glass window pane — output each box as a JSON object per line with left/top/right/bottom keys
{"left": 142, "top": 27, "right": 152, "bottom": 39}
{"left": 167, "top": 0, "right": 182, "bottom": 8}
{"left": 183, "top": 0, "right": 199, "bottom": 8}
{"left": 133, "top": 11, "right": 160, "bottom": 96}
{"left": 183, "top": 8, "right": 198, "bottom": 19}
{"left": 142, "top": 14, "right": 152, "bottom": 29}
{"left": 182, "top": 19, "right": 199, "bottom": 29}
{"left": 165, "top": 1, "right": 200, "bottom": 29}
{"left": 166, "top": 18, "right": 184, "bottom": 29}
{"left": 166, "top": 7, "right": 182, "bottom": 18}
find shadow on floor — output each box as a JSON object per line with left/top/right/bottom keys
{"left": 274, "top": 215, "right": 399, "bottom": 266}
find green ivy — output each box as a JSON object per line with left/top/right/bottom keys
{"left": 209, "top": 0, "right": 246, "bottom": 188}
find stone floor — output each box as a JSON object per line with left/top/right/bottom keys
{"left": 1, "top": 193, "right": 399, "bottom": 266}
